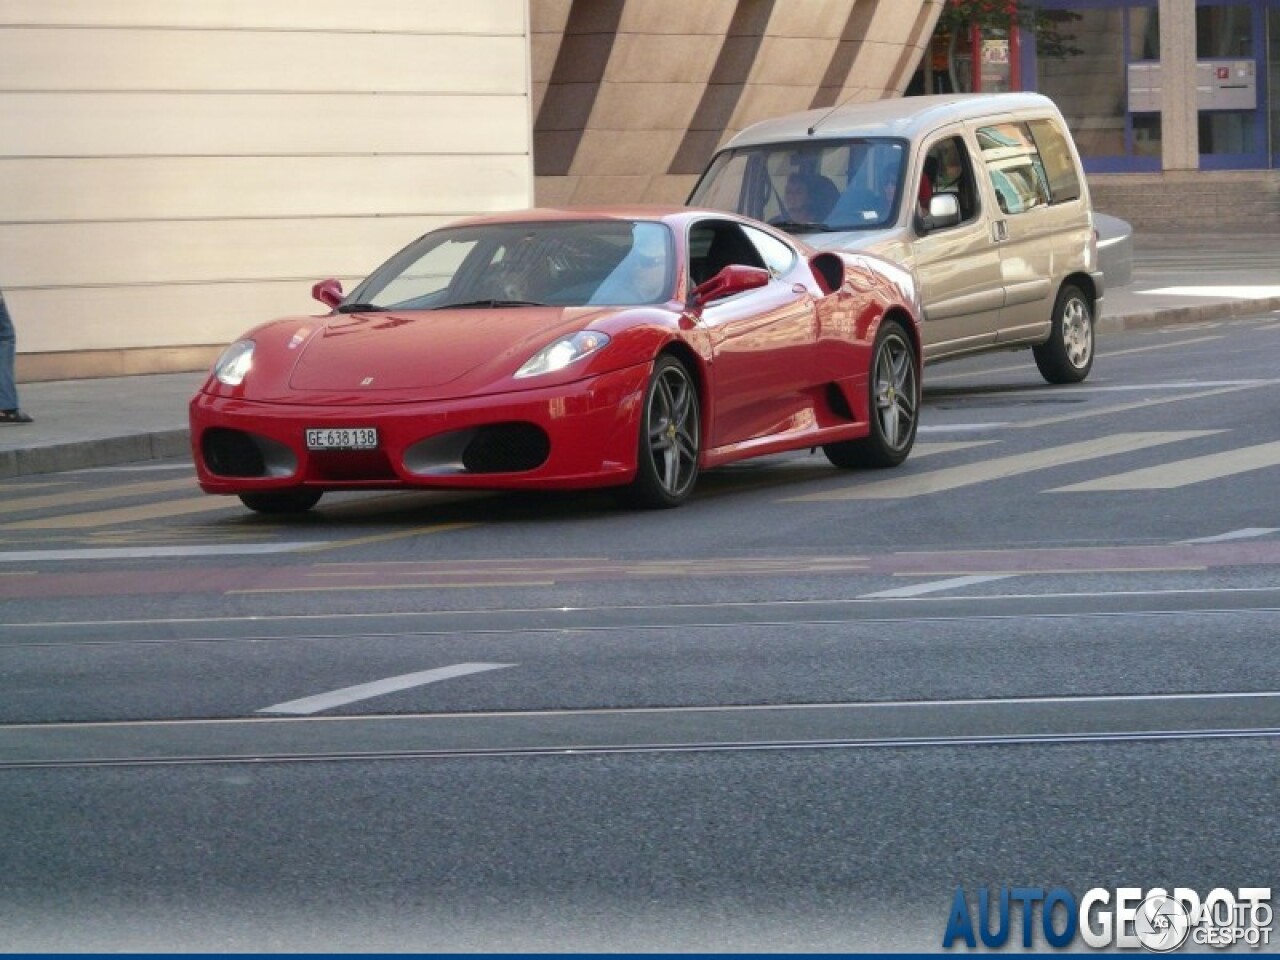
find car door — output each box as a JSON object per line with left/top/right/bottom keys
{"left": 907, "top": 129, "right": 1004, "bottom": 359}
{"left": 690, "top": 219, "right": 818, "bottom": 451}
{"left": 973, "top": 119, "right": 1058, "bottom": 344}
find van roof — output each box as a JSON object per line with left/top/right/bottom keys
{"left": 720, "top": 92, "right": 1060, "bottom": 149}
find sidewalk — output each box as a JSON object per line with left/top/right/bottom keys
{"left": 2, "top": 232, "right": 1279, "bottom": 480}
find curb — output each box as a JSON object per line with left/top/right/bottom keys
{"left": 1097, "top": 296, "right": 1280, "bottom": 334}
{"left": 0, "top": 429, "right": 189, "bottom": 480}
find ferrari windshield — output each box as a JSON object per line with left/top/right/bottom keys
{"left": 346, "top": 220, "right": 675, "bottom": 311}
{"left": 689, "top": 138, "right": 907, "bottom": 232}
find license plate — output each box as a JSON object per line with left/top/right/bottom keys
{"left": 305, "top": 427, "right": 379, "bottom": 451}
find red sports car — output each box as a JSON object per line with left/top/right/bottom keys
{"left": 190, "top": 207, "right": 923, "bottom": 513}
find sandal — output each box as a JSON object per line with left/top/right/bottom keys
{"left": 0, "top": 409, "right": 33, "bottom": 424}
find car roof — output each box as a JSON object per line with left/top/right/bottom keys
{"left": 451, "top": 206, "right": 690, "bottom": 228}
{"left": 720, "top": 92, "right": 1060, "bottom": 150}
{"left": 444, "top": 206, "right": 805, "bottom": 238}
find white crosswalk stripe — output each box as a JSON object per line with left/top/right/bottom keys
{"left": 1050, "top": 440, "right": 1280, "bottom": 492}
{"left": 786, "top": 431, "right": 1219, "bottom": 501}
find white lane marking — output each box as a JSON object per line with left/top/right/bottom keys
{"left": 70, "top": 464, "right": 194, "bottom": 475}
{"left": 936, "top": 380, "right": 1263, "bottom": 398}
{"left": 859, "top": 574, "right": 1018, "bottom": 599}
{"left": 1058, "top": 380, "right": 1266, "bottom": 391}
{"left": 1139, "top": 285, "right": 1280, "bottom": 298}
{"left": 0, "top": 543, "right": 328, "bottom": 563}
{"left": 917, "top": 424, "right": 1008, "bottom": 433}
{"left": 789, "top": 431, "right": 1219, "bottom": 501}
{"left": 1082, "top": 335, "right": 1225, "bottom": 358}
{"left": 257, "top": 663, "right": 515, "bottom": 716}
{"left": 0, "top": 477, "right": 194, "bottom": 516}
{"left": 1180, "top": 528, "right": 1280, "bottom": 544}
{"left": 20, "top": 689, "right": 1280, "bottom": 728}
{"left": 1012, "top": 382, "right": 1274, "bottom": 430}
{"left": 923, "top": 335, "right": 1226, "bottom": 383}
{"left": 5, "top": 584, "right": 1280, "bottom": 636}
{"left": 1, "top": 496, "right": 239, "bottom": 529}
{"left": 1051, "top": 440, "right": 1280, "bottom": 492}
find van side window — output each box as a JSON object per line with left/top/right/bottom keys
{"left": 976, "top": 122, "right": 1052, "bottom": 215}
{"left": 920, "top": 136, "right": 980, "bottom": 226}
{"left": 1026, "top": 118, "right": 1083, "bottom": 203}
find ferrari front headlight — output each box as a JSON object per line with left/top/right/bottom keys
{"left": 515, "top": 331, "right": 610, "bottom": 379}
{"left": 214, "top": 340, "right": 255, "bottom": 386}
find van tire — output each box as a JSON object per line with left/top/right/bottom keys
{"left": 1034, "top": 282, "right": 1094, "bottom": 384}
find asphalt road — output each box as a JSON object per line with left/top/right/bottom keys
{"left": 2, "top": 315, "right": 1279, "bottom": 951}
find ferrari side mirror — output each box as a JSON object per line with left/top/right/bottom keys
{"left": 691, "top": 265, "right": 770, "bottom": 308}
{"left": 312, "top": 278, "right": 344, "bottom": 310}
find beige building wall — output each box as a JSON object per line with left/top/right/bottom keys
{"left": 533, "top": 0, "right": 943, "bottom": 207}
{"left": 0, "top": 0, "right": 534, "bottom": 379}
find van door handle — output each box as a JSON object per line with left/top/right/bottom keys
{"left": 991, "top": 220, "right": 1009, "bottom": 242}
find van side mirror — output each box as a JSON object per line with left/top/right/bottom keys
{"left": 916, "top": 193, "right": 961, "bottom": 235}
{"left": 691, "top": 265, "right": 770, "bottom": 307}
{"left": 312, "top": 278, "right": 344, "bottom": 309}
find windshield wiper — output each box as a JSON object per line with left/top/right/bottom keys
{"left": 437, "top": 299, "right": 548, "bottom": 310}
{"left": 335, "top": 302, "right": 390, "bottom": 314}
{"left": 769, "top": 220, "right": 832, "bottom": 233}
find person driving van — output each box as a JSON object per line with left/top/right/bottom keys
{"left": 782, "top": 174, "right": 837, "bottom": 224}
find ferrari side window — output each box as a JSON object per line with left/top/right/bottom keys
{"left": 741, "top": 225, "right": 796, "bottom": 277}
{"left": 688, "top": 222, "right": 766, "bottom": 287}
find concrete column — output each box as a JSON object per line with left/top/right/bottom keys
{"left": 1160, "top": 0, "right": 1198, "bottom": 170}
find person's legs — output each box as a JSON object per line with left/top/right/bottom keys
{"left": 0, "top": 291, "right": 19, "bottom": 412}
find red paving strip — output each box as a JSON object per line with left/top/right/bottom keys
{"left": 878, "top": 541, "right": 1280, "bottom": 575}
{"left": 0, "top": 565, "right": 275, "bottom": 600}
{"left": 2, "top": 541, "right": 1279, "bottom": 600}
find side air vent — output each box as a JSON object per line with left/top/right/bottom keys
{"left": 463, "top": 423, "right": 551, "bottom": 473}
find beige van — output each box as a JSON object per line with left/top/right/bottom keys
{"left": 688, "top": 93, "right": 1103, "bottom": 384}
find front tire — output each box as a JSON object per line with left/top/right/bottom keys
{"left": 620, "top": 355, "right": 701, "bottom": 509}
{"left": 238, "top": 489, "right": 322, "bottom": 514}
{"left": 823, "top": 317, "right": 919, "bottom": 469}
{"left": 1034, "top": 282, "right": 1094, "bottom": 384}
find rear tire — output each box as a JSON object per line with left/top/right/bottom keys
{"left": 1034, "top": 282, "right": 1094, "bottom": 384}
{"left": 823, "top": 317, "right": 919, "bottom": 469}
{"left": 238, "top": 489, "right": 322, "bottom": 514}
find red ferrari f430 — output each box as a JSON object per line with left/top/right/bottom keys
{"left": 190, "top": 207, "right": 923, "bottom": 513}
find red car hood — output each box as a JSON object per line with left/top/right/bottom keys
{"left": 287, "top": 306, "right": 599, "bottom": 394}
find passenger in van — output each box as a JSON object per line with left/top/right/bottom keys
{"left": 874, "top": 157, "right": 900, "bottom": 216}
{"left": 919, "top": 156, "right": 937, "bottom": 214}
{"left": 935, "top": 146, "right": 964, "bottom": 193}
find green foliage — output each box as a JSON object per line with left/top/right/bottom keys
{"left": 936, "top": 0, "right": 1083, "bottom": 60}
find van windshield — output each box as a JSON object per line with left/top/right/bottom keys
{"left": 688, "top": 138, "right": 908, "bottom": 233}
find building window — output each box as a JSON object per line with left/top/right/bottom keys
{"left": 1197, "top": 3, "right": 1259, "bottom": 158}
{"left": 1036, "top": 7, "right": 1128, "bottom": 159}
{"left": 1197, "top": 3, "right": 1253, "bottom": 56}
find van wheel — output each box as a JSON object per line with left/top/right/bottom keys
{"left": 1034, "top": 283, "right": 1093, "bottom": 384}
{"left": 823, "top": 318, "right": 919, "bottom": 469}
